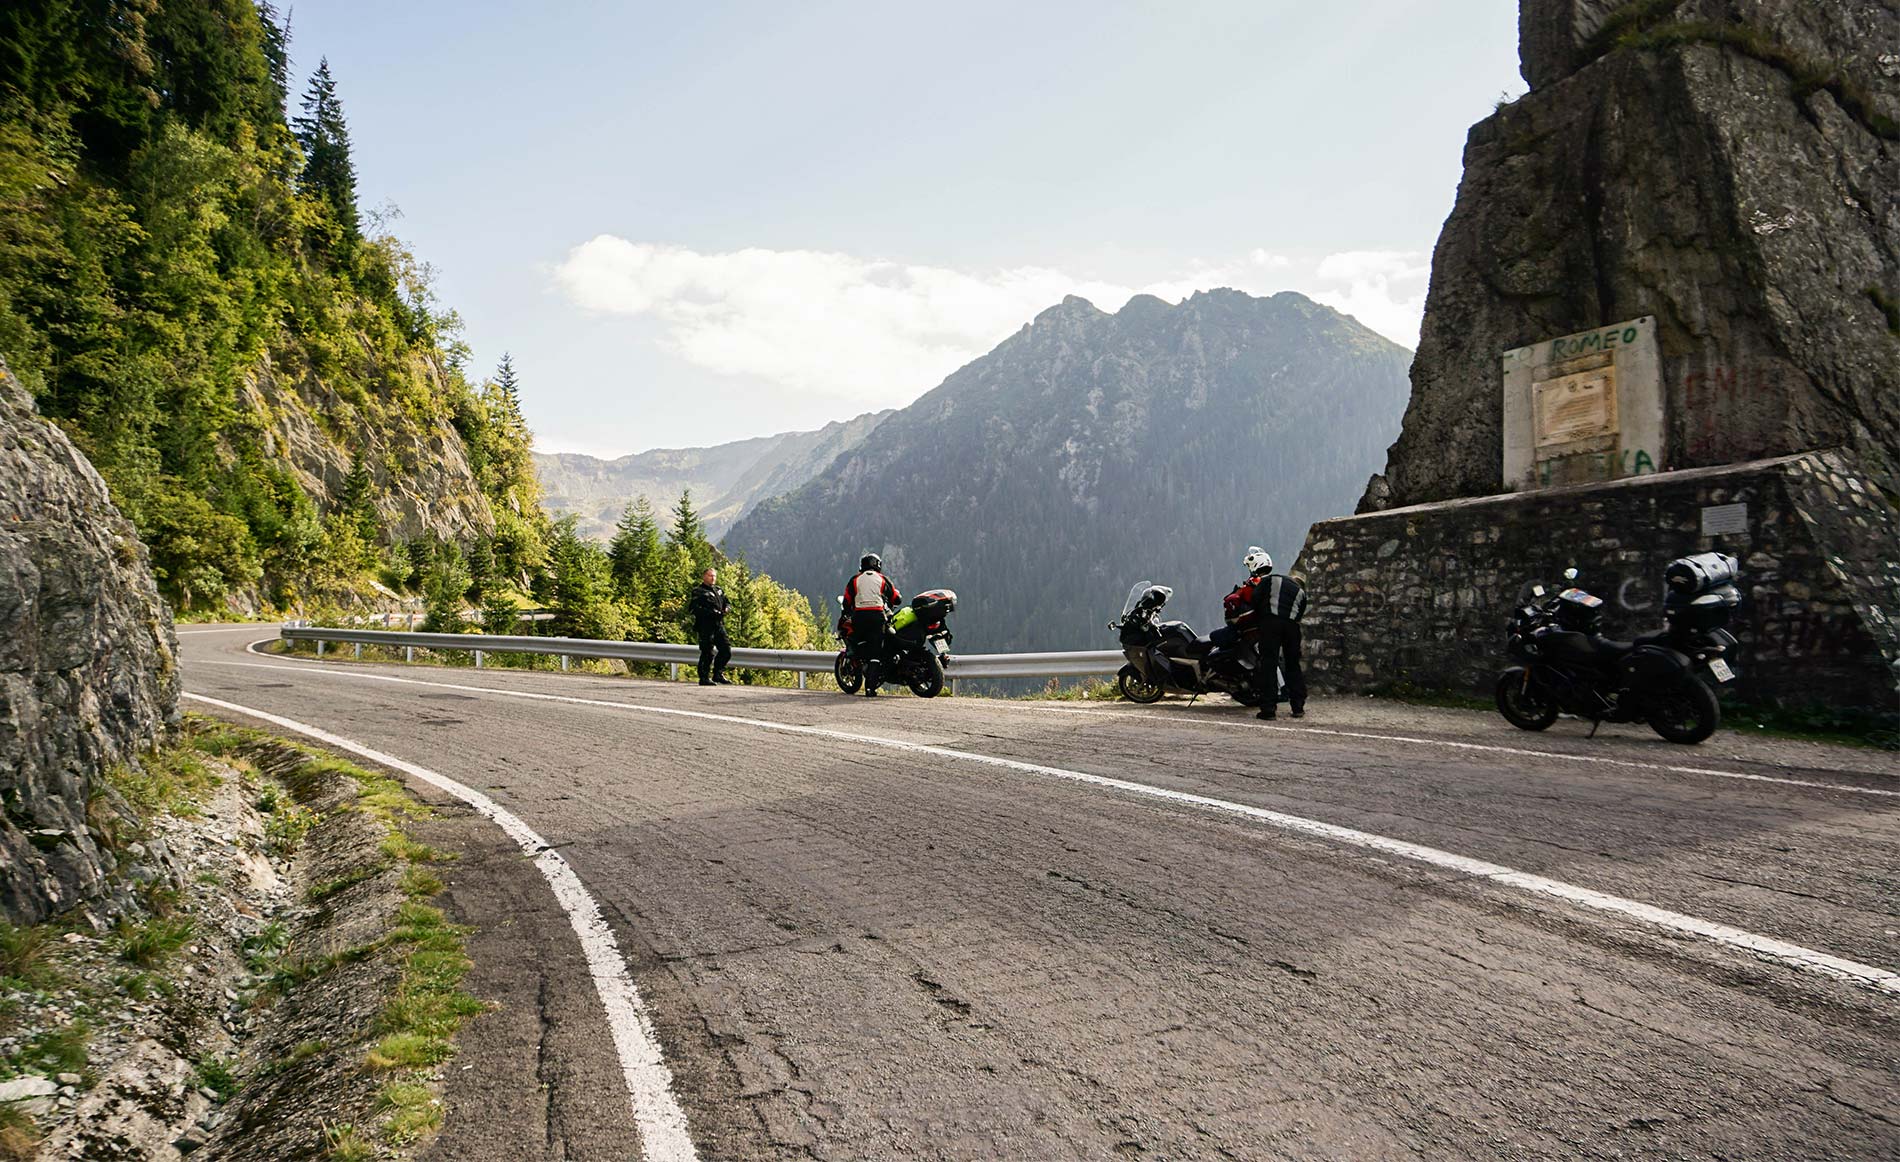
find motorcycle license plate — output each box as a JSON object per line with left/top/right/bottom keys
{"left": 1707, "top": 658, "right": 1734, "bottom": 683}
{"left": 930, "top": 639, "right": 948, "bottom": 656}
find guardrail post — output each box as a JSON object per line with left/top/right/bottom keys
{"left": 353, "top": 642, "right": 361, "bottom": 659}
{"left": 560, "top": 655, "right": 569, "bottom": 672}
{"left": 474, "top": 649, "right": 484, "bottom": 669}
{"left": 797, "top": 672, "right": 806, "bottom": 690}
{"left": 405, "top": 646, "right": 414, "bottom": 663}
{"left": 668, "top": 663, "right": 679, "bottom": 681}
{"left": 315, "top": 640, "right": 324, "bottom": 658}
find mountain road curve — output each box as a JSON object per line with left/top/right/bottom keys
{"left": 173, "top": 626, "right": 1900, "bottom": 1161}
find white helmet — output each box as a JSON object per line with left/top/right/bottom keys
{"left": 1243, "top": 546, "right": 1272, "bottom": 576}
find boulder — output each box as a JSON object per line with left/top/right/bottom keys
{"left": 0, "top": 357, "right": 178, "bottom": 925}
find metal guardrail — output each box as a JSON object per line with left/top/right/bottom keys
{"left": 277, "top": 625, "right": 1127, "bottom": 684}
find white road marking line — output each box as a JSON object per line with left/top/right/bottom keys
{"left": 182, "top": 692, "right": 701, "bottom": 1162}
{"left": 191, "top": 662, "right": 1900, "bottom": 997}
{"left": 1013, "top": 704, "right": 1900, "bottom": 797}
{"left": 229, "top": 637, "right": 1899, "bottom": 796}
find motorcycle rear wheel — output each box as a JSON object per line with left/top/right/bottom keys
{"left": 1118, "top": 664, "right": 1165, "bottom": 704}
{"left": 1496, "top": 667, "right": 1559, "bottom": 731}
{"left": 908, "top": 652, "right": 945, "bottom": 698}
{"left": 833, "top": 653, "right": 863, "bottom": 695}
{"left": 1648, "top": 677, "right": 1720, "bottom": 745}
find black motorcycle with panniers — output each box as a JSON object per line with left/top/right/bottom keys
{"left": 1496, "top": 553, "right": 1741, "bottom": 745}
{"left": 1111, "top": 582, "right": 1261, "bottom": 705}
{"left": 834, "top": 589, "right": 957, "bottom": 697}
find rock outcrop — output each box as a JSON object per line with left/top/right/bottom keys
{"left": 244, "top": 350, "right": 495, "bottom": 545}
{"left": 0, "top": 358, "right": 178, "bottom": 925}
{"left": 1366, "top": 0, "right": 1899, "bottom": 511}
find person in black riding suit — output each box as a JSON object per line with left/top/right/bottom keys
{"left": 688, "top": 567, "right": 732, "bottom": 686}
{"left": 842, "top": 553, "right": 900, "bottom": 696}
{"left": 1248, "top": 550, "right": 1308, "bottom": 719}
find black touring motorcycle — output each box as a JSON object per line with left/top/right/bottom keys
{"left": 1111, "top": 582, "right": 1262, "bottom": 705}
{"left": 1496, "top": 553, "right": 1741, "bottom": 745}
{"left": 834, "top": 589, "right": 957, "bottom": 698}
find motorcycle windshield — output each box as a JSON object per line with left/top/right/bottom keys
{"left": 1123, "top": 582, "right": 1171, "bottom": 617}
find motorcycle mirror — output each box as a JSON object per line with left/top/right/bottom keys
{"left": 1531, "top": 584, "right": 1546, "bottom": 598}
{"left": 1562, "top": 567, "right": 1579, "bottom": 582}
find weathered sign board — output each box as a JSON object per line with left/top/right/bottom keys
{"left": 1501, "top": 317, "right": 1664, "bottom": 490}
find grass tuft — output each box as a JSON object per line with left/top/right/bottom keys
{"left": 377, "top": 1081, "right": 444, "bottom": 1144}
{"left": 115, "top": 917, "right": 194, "bottom": 967}
{"left": 0, "top": 1104, "right": 39, "bottom": 1162}
{"left": 0, "top": 923, "right": 53, "bottom": 985}
{"left": 194, "top": 1055, "right": 240, "bottom": 1102}
{"left": 322, "top": 1121, "right": 376, "bottom": 1162}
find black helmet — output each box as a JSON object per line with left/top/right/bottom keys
{"left": 860, "top": 553, "right": 882, "bottom": 572}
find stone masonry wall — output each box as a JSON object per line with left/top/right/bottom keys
{"left": 0, "top": 357, "right": 179, "bottom": 925}
{"left": 1295, "top": 451, "right": 1899, "bottom": 715}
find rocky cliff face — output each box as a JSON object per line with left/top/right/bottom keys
{"left": 244, "top": 350, "right": 495, "bottom": 545}
{"left": 726, "top": 291, "right": 1412, "bottom": 655}
{"left": 536, "top": 410, "right": 891, "bottom": 542}
{"left": 0, "top": 359, "right": 178, "bottom": 926}
{"left": 1367, "top": 0, "right": 1899, "bottom": 511}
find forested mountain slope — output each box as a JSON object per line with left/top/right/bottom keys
{"left": 724, "top": 290, "right": 1412, "bottom": 653}
{"left": 537, "top": 409, "right": 890, "bottom": 541}
{"left": 0, "top": 1, "right": 538, "bottom": 612}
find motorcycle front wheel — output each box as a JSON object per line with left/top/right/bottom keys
{"left": 1118, "top": 664, "right": 1165, "bottom": 704}
{"left": 907, "top": 652, "right": 945, "bottom": 698}
{"left": 1495, "top": 667, "right": 1559, "bottom": 731}
{"left": 1648, "top": 677, "right": 1720, "bottom": 745}
{"left": 833, "top": 653, "right": 863, "bottom": 695}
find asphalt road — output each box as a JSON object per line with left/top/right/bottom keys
{"left": 176, "top": 627, "right": 1900, "bottom": 1161}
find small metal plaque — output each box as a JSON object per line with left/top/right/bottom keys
{"left": 1700, "top": 502, "right": 1748, "bottom": 536}
{"left": 1534, "top": 368, "right": 1618, "bottom": 448}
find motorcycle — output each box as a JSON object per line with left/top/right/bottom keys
{"left": 1496, "top": 553, "right": 1741, "bottom": 745}
{"left": 834, "top": 589, "right": 957, "bottom": 697}
{"left": 1111, "top": 581, "right": 1261, "bottom": 705}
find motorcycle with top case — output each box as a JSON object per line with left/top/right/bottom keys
{"left": 834, "top": 589, "right": 957, "bottom": 697}
{"left": 1496, "top": 553, "right": 1740, "bottom": 745}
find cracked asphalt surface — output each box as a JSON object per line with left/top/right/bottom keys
{"left": 176, "top": 628, "right": 1900, "bottom": 1161}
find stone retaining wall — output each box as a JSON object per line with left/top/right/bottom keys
{"left": 1294, "top": 450, "right": 1898, "bottom": 714}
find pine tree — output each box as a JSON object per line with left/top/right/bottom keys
{"left": 608, "top": 498, "right": 663, "bottom": 598}
{"left": 495, "top": 352, "right": 521, "bottom": 416}
{"left": 668, "top": 489, "right": 706, "bottom": 550}
{"left": 293, "top": 57, "right": 358, "bottom": 239}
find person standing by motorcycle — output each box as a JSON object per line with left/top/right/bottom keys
{"left": 689, "top": 567, "right": 732, "bottom": 686}
{"left": 1246, "top": 549, "right": 1308, "bottom": 720}
{"left": 844, "top": 553, "right": 901, "bottom": 696}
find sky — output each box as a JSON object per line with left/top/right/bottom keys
{"left": 285, "top": 1, "right": 1526, "bottom": 457}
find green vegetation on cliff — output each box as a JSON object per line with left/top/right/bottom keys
{"left": 0, "top": 1, "right": 540, "bottom": 611}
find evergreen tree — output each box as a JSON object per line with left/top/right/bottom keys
{"left": 293, "top": 57, "right": 358, "bottom": 239}
{"left": 495, "top": 352, "right": 521, "bottom": 416}
{"left": 607, "top": 498, "right": 663, "bottom": 597}
{"left": 667, "top": 489, "right": 713, "bottom": 571}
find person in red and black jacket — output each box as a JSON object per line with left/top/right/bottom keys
{"left": 842, "top": 553, "right": 901, "bottom": 696}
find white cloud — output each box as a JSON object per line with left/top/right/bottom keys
{"left": 1308, "top": 249, "right": 1430, "bottom": 350}
{"left": 555, "top": 238, "right": 1424, "bottom": 404}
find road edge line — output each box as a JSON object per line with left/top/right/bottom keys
{"left": 181, "top": 691, "right": 700, "bottom": 1162}
{"left": 193, "top": 665, "right": 1900, "bottom": 997}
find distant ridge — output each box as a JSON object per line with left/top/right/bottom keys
{"left": 535, "top": 410, "right": 892, "bottom": 540}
